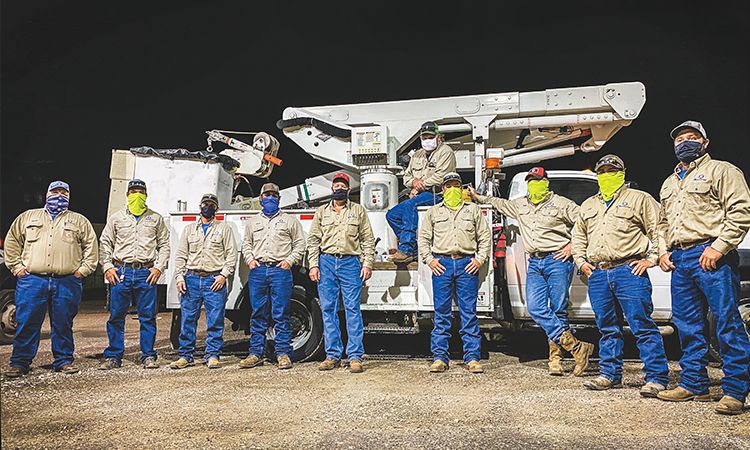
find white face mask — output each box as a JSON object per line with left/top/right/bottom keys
{"left": 421, "top": 137, "right": 438, "bottom": 151}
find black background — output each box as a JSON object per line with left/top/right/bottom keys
{"left": 2, "top": 1, "right": 748, "bottom": 232}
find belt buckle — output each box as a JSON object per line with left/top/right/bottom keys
{"left": 132, "top": 262, "right": 143, "bottom": 270}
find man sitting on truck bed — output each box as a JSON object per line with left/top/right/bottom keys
{"left": 469, "top": 167, "right": 594, "bottom": 378}
{"left": 387, "top": 121, "right": 456, "bottom": 264}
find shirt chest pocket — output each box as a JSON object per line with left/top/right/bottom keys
{"left": 541, "top": 207, "right": 560, "bottom": 224}
{"left": 139, "top": 218, "right": 158, "bottom": 238}
{"left": 347, "top": 219, "right": 360, "bottom": 238}
{"left": 252, "top": 222, "right": 267, "bottom": 240}
{"left": 580, "top": 209, "right": 598, "bottom": 229}
{"left": 61, "top": 223, "right": 80, "bottom": 244}
{"left": 612, "top": 207, "right": 635, "bottom": 231}
{"left": 209, "top": 231, "right": 224, "bottom": 248}
{"left": 25, "top": 223, "right": 43, "bottom": 242}
{"left": 433, "top": 215, "right": 451, "bottom": 234}
{"left": 660, "top": 186, "right": 675, "bottom": 211}
{"left": 459, "top": 217, "right": 475, "bottom": 234}
{"left": 188, "top": 233, "right": 203, "bottom": 251}
{"left": 686, "top": 182, "right": 714, "bottom": 210}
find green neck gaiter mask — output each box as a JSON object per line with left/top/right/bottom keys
{"left": 527, "top": 179, "right": 550, "bottom": 204}
{"left": 597, "top": 171, "right": 625, "bottom": 202}
{"left": 443, "top": 187, "right": 463, "bottom": 210}
{"left": 127, "top": 193, "right": 148, "bottom": 216}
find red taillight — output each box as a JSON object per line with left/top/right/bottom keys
{"left": 182, "top": 216, "right": 197, "bottom": 221}
{"left": 300, "top": 214, "right": 315, "bottom": 220}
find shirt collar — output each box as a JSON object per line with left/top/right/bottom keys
{"left": 596, "top": 184, "right": 627, "bottom": 204}
{"left": 673, "top": 153, "right": 711, "bottom": 176}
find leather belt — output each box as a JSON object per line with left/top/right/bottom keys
{"left": 671, "top": 238, "right": 712, "bottom": 251}
{"left": 30, "top": 273, "right": 72, "bottom": 278}
{"left": 258, "top": 260, "right": 281, "bottom": 267}
{"left": 322, "top": 252, "right": 355, "bottom": 258}
{"left": 187, "top": 269, "right": 221, "bottom": 277}
{"left": 433, "top": 253, "right": 473, "bottom": 260}
{"left": 114, "top": 260, "right": 154, "bottom": 270}
{"left": 594, "top": 256, "right": 643, "bottom": 271}
{"left": 528, "top": 251, "right": 554, "bottom": 258}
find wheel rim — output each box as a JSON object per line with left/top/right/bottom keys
{"left": 266, "top": 299, "right": 313, "bottom": 351}
{"left": 1, "top": 300, "right": 17, "bottom": 337}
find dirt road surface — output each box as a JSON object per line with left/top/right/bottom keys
{"left": 1, "top": 300, "right": 749, "bottom": 449}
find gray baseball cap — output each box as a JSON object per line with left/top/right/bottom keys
{"left": 670, "top": 120, "right": 707, "bottom": 139}
{"left": 260, "top": 182, "right": 280, "bottom": 195}
{"left": 442, "top": 172, "right": 462, "bottom": 186}
{"left": 48, "top": 180, "right": 70, "bottom": 192}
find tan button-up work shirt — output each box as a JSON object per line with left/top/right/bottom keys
{"left": 658, "top": 154, "right": 750, "bottom": 255}
{"left": 476, "top": 192, "right": 578, "bottom": 253}
{"left": 306, "top": 201, "right": 375, "bottom": 269}
{"left": 403, "top": 143, "right": 457, "bottom": 191}
{"left": 418, "top": 202, "right": 492, "bottom": 266}
{"left": 99, "top": 209, "right": 170, "bottom": 273}
{"left": 242, "top": 212, "right": 306, "bottom": 266}
{"left": 4, "top": 208, "right": 99, "bottom": 277}
{"left": 572, "top": 186, "right": 660, "bottom": 269}
{"left": 174, "top": 220, "right": 238, "bottom": 282}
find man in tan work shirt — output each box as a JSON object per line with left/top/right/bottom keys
{"left": 654, "top": 120, "right": 750, "bottom": 415}
{"left": 98, "top": 179, "right": 170, "bottom": 370}
{"left": 4, "top": 180, "right": 98, "bottom": 378}
{"left": 238, "top": 182, "right": 305, "bottom": 371}
{"left": 387, "top": 121, "right": 457, "bottom": 263}
{"left": 307, "top": 172, "right": 375, "bottom": 373}
{"left": 171, "top": 193, "right": 238, "bottom": 370}
{"left": 469, "top": 166, "right": 594, "bottom": 378}
{"left": 418, "top": 172, "right": 491, "bottom": 374}
{"left": 572, "top": 154, "right": 669, "bottom": 395}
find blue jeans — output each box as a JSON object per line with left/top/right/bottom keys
{"left": 11, "top": 274, "right": 82, "bottom": 371}
{"left": 526, "top": 255, "right": 575, "bottom": 343}
{"left": 671, "top": 243, "right": 750, "bottom": 401}
{"left": 431, "top": 256, "right": 481, "bottom": 364}
{"left": 248, "top": 265, "right": 293, "bottom": 358}
{"left": 588, "top": 264, "right": 669, "bottom": 385}
{"left": 386, "top": 191, "right": 441, "bottom": 256}
{"left": 104, "top": 266, "right": 157, "bottom": 362}
{"left": 178, "top": 273, "right": 227, "bottom": 362}
{"left": 318, "top": 254, "right": 364, "bottom": 361}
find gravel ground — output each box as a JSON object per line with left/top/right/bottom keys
{"left": 1, "top": 300, "right": 749, "bottom": 450}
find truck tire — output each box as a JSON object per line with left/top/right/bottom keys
{"left": 264, "top": 286, "right": 324, "bottom": 363}
{"left": 0, "top": 290, "right": 16, "bottom": 345}
{"left": 707, "top": 297, "right": 750, "bottom": 363}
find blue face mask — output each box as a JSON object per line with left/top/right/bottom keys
{"left": 674, "top": 140, "right": 704, "bottom": 164}
{"left": 332, "top": 188, "right": 349, "bottom": 201}
{"left": 45, "top": 193, "right": 69, "bottom": 216}
{"left": 261, "top": 196, "right": 280, "bottom": 217}
{"left": 200, "top": 203, "right": 217, "bottom": 219}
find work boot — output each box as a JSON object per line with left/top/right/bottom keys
{"left": 639, "top": 382, "right": 666, "bottom": 398}
{"left": 465, "top": 360, "right": 484, "bottom": 374}
{"left": 277, "top": 354, "right": 293, "bottom": 370}
{"left": 4, "top": 367, "right": 28, "bottom": 379}
{"left": 715, "top": 395, "right": 745, "bottom": 415}
{"left": 142, "top": 357, "right": 159, "bottom": 369}
{"left": 318, "top": 358, "right": 340, "bottom": 371}
{"left": 169, "top": 358, "right": 195, "bottom": 370}
{"left": 429, "top": 360, "right": 448, "bottom": 373}
{"left": 558, "top": 330, "right": 594, "bottom": 377}
{"left": 98, "top": 358, "right": 122, "bottom": 370}
{"left": 389, "top": 251, "right": 415, "bottom": 264}
{"left": 55, "top": 364, "right": 80, "bottom": 375}
{"left": 657, "top": 386, "right": 711, "bottom": 402}
{"left": 206, "top": 357, "right": 220, "bottom": 369}
{"left": 349, "top": 359, "right": 364, "bottom": 373}
{"left": 548, "top": 340, "right": 563, "bottom": 376}
{"left": 239, "top": 354, "right": 264, "bottom": 369}
{"left": 583, "top": 376, "right": 621, "bottom": 391}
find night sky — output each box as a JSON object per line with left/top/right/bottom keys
{"left": 2, "top": 2, "right": 749, "bottom": 233}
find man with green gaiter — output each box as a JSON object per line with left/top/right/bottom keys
{"left": 572, "top": 154, "right": 669, "bottom": 396}
{"left": 469, "top": 167, "right": 594, "bottom": 377}
{"left": 98, "top": 179, "right": 170, "bottom": 369}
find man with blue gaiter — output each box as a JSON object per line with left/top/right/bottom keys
{"left": 4, "top": 181, "right": 98, "bottom": 378}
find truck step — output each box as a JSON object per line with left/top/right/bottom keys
{"left": 372, "top": 261, "right": 418, "bottom": 271}
{"left": 363, "top": 323, "right": 420, "bottom": 334}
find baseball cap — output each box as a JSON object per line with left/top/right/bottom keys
{"left": 670, "top": 120, "right": 707, "bottom": 139}
{"left": 48, "top": 180, "right": 70, "bottom": 192}
{"left": 442, "top": 172, "right": 462, "bottom": 186}
{"left": 260, "top": 182, "right": 280, "bottom": 195}
{"left": 419, "top": 121, "right": 440, "bottom": 136}
{"left": 594, "top": 154, "right": 625, "bottom": 172}
{"left": 525, "top": 167, "right": 547, "bottom": 181}
{"left": 127, "top": 179, "right": 147, "bottom": 192}
{"left": 200, "top": 193, "right": 219, "bottom": 206}
{"left": 332, "top": 172, "right": 350, "bottom": 186}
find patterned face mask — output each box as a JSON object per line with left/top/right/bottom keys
{"left": 45, "top": 193, "right": 69, "bottom": 216}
